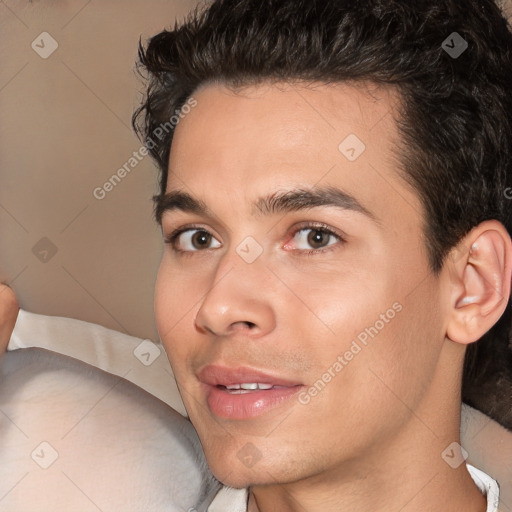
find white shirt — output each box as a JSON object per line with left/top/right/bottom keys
{"left": 202, "top": 463, "right": 501, "bottom": 512}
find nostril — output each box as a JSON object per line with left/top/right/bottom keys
{"left": 232, "top": 321, "right": 256, "bottom": 331}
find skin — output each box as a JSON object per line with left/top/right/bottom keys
{"left": 154, "top": 81, "right": 511, "bottom": 511}
{"left": 0, "top": 284, "right": 19, "bottom": 354}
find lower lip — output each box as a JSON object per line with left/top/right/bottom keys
{"left": 205, "top": 385, "right": 303, "bottom": 420}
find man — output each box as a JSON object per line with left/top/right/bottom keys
{"left": 3, "top": 0, "right": 511, "bottom": 510}
{"left": 133, "top": 0, "right": 512, "bottom": 510}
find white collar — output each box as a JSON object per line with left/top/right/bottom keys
{"left": 205, "top": 486, "right": 248, "bottom": 512}
{"left": 206, "top": 464, "right": 500, "bottom": 512}
{"left": 466, "top": 464, "right": 500, "bottom": 512}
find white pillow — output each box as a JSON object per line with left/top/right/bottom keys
{"left": 1, "top": 310, "right": 220, "bottom": 511}
{"left": 8, "top": 309, "right": 186, "bottom": 416}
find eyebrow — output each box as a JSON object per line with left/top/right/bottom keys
{"left": 153, "top": 186, "right": 376, "bottom": 225}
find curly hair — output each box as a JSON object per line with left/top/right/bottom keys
{"left": 133, "top": 0, "right": 512, "bottom": 428}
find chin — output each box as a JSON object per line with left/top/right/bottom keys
{"left": 215, "top": 472, "right": 257, "bottom": 489}
{"left": 203, "top": 451, "right": 263, "bottom": 487}
{"left": 203, "top": 444, "right": 302, "bottom": 489}
{"left": 213, "top": 467, "right": 284, "bottom": 489}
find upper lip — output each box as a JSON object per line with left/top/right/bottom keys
{"left": 197, "top": 365, "right": 302, "bottom": 387}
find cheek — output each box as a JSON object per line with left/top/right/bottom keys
{"left": 345, "top": 276, "right": 445, "bottom": 414}
{"left": 155, "top": 254, "right": 209, "bottom": 321}
{"left": 275, "top": 258, "right": 395, "bottom": 352}
{"left": 288, "top": 253, "right": 443, "bottom": 399}
{"left": 154, "top": 259, "right": 204, "bottom": 371}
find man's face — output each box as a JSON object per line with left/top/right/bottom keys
{"left": 154, "top": 82, "right": 448, "bottom": 487}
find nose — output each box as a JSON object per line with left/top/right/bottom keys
{"left": 194, "top": 254, "right": 276, "bottom": 339}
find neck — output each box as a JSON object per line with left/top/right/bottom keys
{"left": 248, "top": 433, "right": 487, "bottom": 512}
{"left": 248, "top": 344, "right": 488, "bottom": 512}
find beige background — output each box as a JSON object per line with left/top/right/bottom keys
{"left": 0, "top": 0, "right": 201, "bottom": 341}
{"left": 1, "top": 0, "right": 511, "bottom": 342}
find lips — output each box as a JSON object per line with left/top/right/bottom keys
{"left": 198, "top": 365, "right": 301, "bottom": 387}
{"left": 197, "top": 365, "right": 303, "bottom": 419}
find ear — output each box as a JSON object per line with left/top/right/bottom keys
{"left": 446, "top": 220, "right": 512, "bottom": 345}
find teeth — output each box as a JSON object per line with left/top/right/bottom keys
{"left": 225, "top": 383, "right": 274, "bottom": 391}
{"left": 256, "top": 383, "right": 273, "bottom": 390}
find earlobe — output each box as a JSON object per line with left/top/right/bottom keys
{"left": 446, "top": 221, "right": 512, "bottom": 345}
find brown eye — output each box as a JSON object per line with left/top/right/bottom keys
{"left": 286, "top": 226, "right": 342, "bottom": 252}
{"left": 191, "top": 231, "right": 213, "bottom": 249}
{"left": 307, "top": 229, "right": 331, "bottom": 249}
{"left": 169, "top": 228, "right": 222, "bottom": 252}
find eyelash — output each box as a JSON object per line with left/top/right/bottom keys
{"left": 164, "top": 222, "right": 346, "bottom": 257}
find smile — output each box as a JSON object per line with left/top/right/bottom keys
{"left": 197, "top": 366, "right": 304, "bottom": 419}
{"left": 224, "top": 383, "right": 281, "bottom": 392}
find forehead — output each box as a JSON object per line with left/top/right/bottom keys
{"left": 171, "top": 80, "right": 399, "bottom": 161}
{"left": 166, "top": 80, "right": 423, "bottom": 228}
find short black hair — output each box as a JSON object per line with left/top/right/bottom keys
{"left": 133, "top": 0, "right": 512, "bottom": 427}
